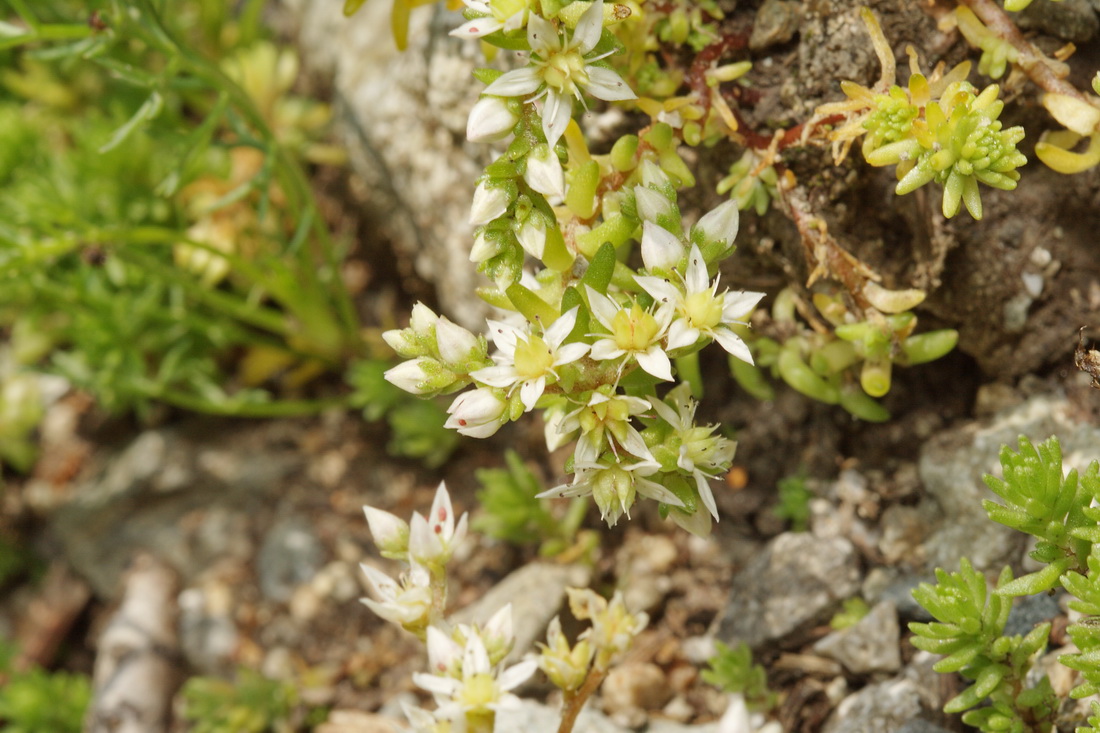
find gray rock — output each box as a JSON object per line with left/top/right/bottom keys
{"left": 1017, "top": 0, "right": 1098, "bottom": 43}
{"left": 813, "top": 601, "right": 902, "bottom": 675}
{"left": 917, "top": 390, "right": 1100, "bottom": 574}
{"left": 50, "top": 422, "right": 300, "bottom": 597}
{"left": 895, "top": 721, "right": 953, "bottom": 733}
{"left": 449, "top": 562, "right": 591, "bottom": 662}
{"left": 283, "top": 0, "right": 496, "bottom": 330}
{"left": 823, "top": 677, "right": 928, "bottom": 733}
{"left": 750, "top": 0, "right": 803, "bottom": 50}
{"left": 863, "top": 572, "right": 934, "bottom": 624}
{"left": 716, "top": 533, "right": 861, "bottom": 649}
{"left": 1003, "top": 591, "right": 1063, "bottom": 639}
{"left": 258, "top": 517, "right": 326, "bottom": 602}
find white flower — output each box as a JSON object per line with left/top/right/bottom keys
{"left": 567, "top": 588, "right": 649, "bottom": 660}
{"left": 640, "top": 220, "right": 684, "bottom": 272}
{"left": 445, "top": 387, "right": 509, "bottom": 438}
{"left": 639, "top": 159, "right": 671, "bottom": 189}
{"left": 482, "top": 1, "right": 636, "bottom": 147}
{"left": 634, "top": 186, "right": 675, "bottom": 225}
{"left": 408, "top": 481, "right": 469, "bottom": 568}
{"left": 384, "top": 357, "right": 441, "bottom": 395}
{"left": 470, "top": 230, "right": 503, "bottom": 263}
{"left": 471, "top": 307, "right": 589, "bottom": 411}
{"left": 470, "top": 181, "right": 512, "bottom": 226}
{"left": 515, "top": 215, "right": 548, "bottom": 259}
{"left": 435, "top": 316, "right": 481, "bottom": 366}
{"left": 457, "top": 603, "right": 517, "bottom": 666}
{"left": 693, "top": 199, "right": 740, "bottom": 249}
{"left": 538, "top": 460, "right": 682, "bottom": 527}
{"left": 634, "top": 244, "right": 764, "bottom": 362}
{"left": 363, "top": 505, "right": 409, "bottom": 557}
{"left": 450, "top": 0, "right": 530, "bottom": 39}
{"left": 586, "top": 286, "right": 674, "bottom": 381}
{"left": 400, "top": 702, "right": 442, "bottom": 733}
{"left": 558, "top": 389, "right": 653, "bottom": 463}
{"left": 538, "top": 615, "right": 593, "bottom": 692}
{"left": 524, "top": 145, "right": 566, "bottom": 199}
{"left": 413, "top": 630, "right": 538, "bottom": 722}
{"left": 360, "top": 561, "right": 432, "bottom": 632}
{"left": 649, "top": 383, "right": 736, "bottom": 521}
{"left": 467, "top": 95, "right": 520, "bottom": 142}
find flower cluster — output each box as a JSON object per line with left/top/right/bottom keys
{"left": 378, "top": 0, "right": 768, "bottom": 536}
{"left": 360, "top": 482, "right": 649, "bottom": 731}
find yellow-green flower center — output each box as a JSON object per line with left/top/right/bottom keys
{"left": 513, "top": 334, "right": 554, "bottom": 378}
{"left": 682, "top": 290, "right": 722, "bottom": 330}
{"left": 458, "top": 673, "right": 500, "bottom": 710}
{"left": 540, "top": 50, "right": 588, "bottom": 94}
{"left": 611, "top": 304, "right": 660, "bottom": 351}
{"left": 490, "top": 0, "right": 526, "bottom": 22}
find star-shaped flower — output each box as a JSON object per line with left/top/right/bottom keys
{"left": 471, "top": 307, "right": 589, "bottom": 411}
{"left": 650, "top": 384, "right": 736, "bottom": 521}
{"left": 538, "top": 459, "right": 682, "bottom": 527}
{"left": 635, "top": 244, "right": 764, "bottom": 363}
{"left": 481, "top": 0, "right": 636, "bottom": 147}
{"left": 586, "top": 286, "right": 674, "bottom": 381}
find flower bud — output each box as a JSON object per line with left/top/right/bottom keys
{"left": 470, "top": 230, "right": 503, "bottom": 263}
{"left": 524, "top": 145, "right": 565, "bottom": 199}
{"left": 538, "top": 616, "right": 593, "bottom": 692}
{"left": 640, "top": 221, "right": 684, "bottom": 271}
{"left": 382, "top": 328, "right": 421, "bottom": 358}
{"left": 515, "top": 215, "right": 547, "bottom": 260}
{"left": 445, "top": 387, "right": 508, "bottom": 438}
{"left": 409, "top": 302, "right": 439, "bottom": 334}
{"left": 634, "top": 186, "right": 674, "bottom": 224}
{"left": 363, "top": 506, "right": 409, "bottom": 558}
{"left": 385, "top": 357, "right": 443, "bottom": 395}
{"left": 639, "top": 159, "right": 671, "bottom": 189}
{"left": 467, "top": 96, "right": 519, "bottom": 143}
{"left": 435, "top": 316, "right": 480, "bottom": 366}
{"left": 693, "top": 199, "right": 740, "bottom": 249}
{"left": 470, "top": 181, "right": 512, "bottom": 226}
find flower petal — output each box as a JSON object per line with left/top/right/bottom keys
{"left": 526, "top": 13, "right": 558, "bottom": 54}
{"left": 470, "top": 365, "right": 520, "bottom": 388}
{"left": 542, "top": 90, "right": 574, "bottom": 148}
{"left": 545, "top": 306, "right": 580, "bottom": 347}
{"left": 713, "top": 328, "right": 754, "bottom": 364}
{"left": 484, "top": 67, "right": 542, "bottom": 98}
{"left": 684, "top": 244, "right": 710, "bottom": 294}
{"left": 584, "top": 286, "right": 620, "bottom": 329}
{"left": 573, "top": 0, "right": 604, "bottom": 54}
{"left": 693, "top": 470, "right": 719, "bottom": 520}
{"left": 450, "top": 16, "right": 505, "bottom": 38}
{"left": 666, "top": 319, "right": 699, "bottom": 351}
{"left": 640, "top": 221, "right": 684, "bottom": 270}
{"left": 722, "top": 290, "right": 766, "bottom": 322}
{"left": 636, "top": 476, "right": 686, "bottom": 507}
{"left": 636, "top": 345, "right": 673, "bottom": 381}
{"left": 520, "top": 376, "right": 546, "bottom": 411}
{"left": 584, "top": 66, "right": 636, "bottom": 101}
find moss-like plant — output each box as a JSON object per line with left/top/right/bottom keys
{"left": 701, "top": 641, "right": 776, "bottom": 713}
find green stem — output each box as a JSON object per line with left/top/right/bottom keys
{"left": 113, "top": 247, "right": 292, "bottom": 339}
{"left": 674, "top": 351, "right": 703, "bottom": 399}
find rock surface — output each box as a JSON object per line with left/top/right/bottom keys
{"left": 813, "top": 601, "right": 902, "bottom": 675}
{"left": 917, "top": 389, "right": 1100, "bottom": 574}
{"left": 716, "top": 532, "right": 861, "bottom": 649}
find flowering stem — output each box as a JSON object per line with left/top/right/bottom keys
{"left": 556, "top": 666, "right": 608, "bottom": 733}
